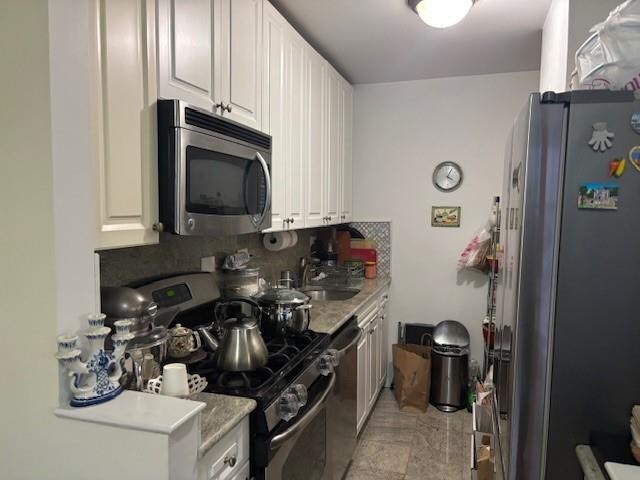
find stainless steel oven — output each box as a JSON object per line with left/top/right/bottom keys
{"left": 157, "top": 100, "right": 272, "bottom": 236}
{"left": 258, "top": 373, "right": 336, "bottom": 480}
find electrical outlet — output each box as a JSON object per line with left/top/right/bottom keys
{"left": 200, "top": 256, "right": 216, "bottom": 272}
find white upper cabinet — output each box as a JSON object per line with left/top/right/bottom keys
{"left": 157, "top": 0, "right": 262, "bottom": 130}
{"left": 325, "top": 66, "right": 342, "bottom": 224}
{"left": 262, "top": 2, "right": 287, "bottom": 231}
{"left": 305, "top": 47, "right": 327, "bottom": 228}
{"left": 157, "top": 0, "right": 215, "bottom": 111}
{"left": 262, "top": 4, "right": 307, "bottom": 233}
{"left": 340, "top": 79, "right": 354, "bottom": 223}
{"left": 91, "top": 0, "right": 159, "bottom": 249}
{"left": 286, "top": 29, "right": 306, "bottom": 228}
{"left": 219, "top": 0, "right": 262, "bottom": 130}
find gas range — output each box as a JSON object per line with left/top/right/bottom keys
{"left": 189, "top": 329, "right": 332, "bottom": 432}
{"left": 133, "top": 272, "right": 338, "bottom": 480}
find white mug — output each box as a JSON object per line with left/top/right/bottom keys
{"left": 160, "top": 363, "right": 189, "bottom": 397}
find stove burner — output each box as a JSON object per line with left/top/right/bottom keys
{"left": 216, "top": 367, "right": 274, "bottom": 389}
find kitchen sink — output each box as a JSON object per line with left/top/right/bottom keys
{"left": 301, "top": 287, "right": 361, "bottom": 301}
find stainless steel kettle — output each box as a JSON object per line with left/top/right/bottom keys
{"left": 215, "top": 297, "right": 268, "bottom": 371}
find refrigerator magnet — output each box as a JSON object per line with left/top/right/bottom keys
{"left": 631, "top": 112, "right": 640, "bottom": 134}
{"left": 588, "top": 122, "right": 615, "bottom": 152}
{"left": 608, "top": 158, "right": 626, "bottom": 177}
{"left": 629, "top": 146, "right": 640, "bottom": 171}
{"left": 577, "top": 183, "right": 618, "bottom": 210}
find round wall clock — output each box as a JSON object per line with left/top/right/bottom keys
{"left": 432, "top": 162, "right": 463, "bottom": 192}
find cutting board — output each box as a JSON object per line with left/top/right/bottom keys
{"left": 605, "top": 462, "right": 640, "bottom": 479}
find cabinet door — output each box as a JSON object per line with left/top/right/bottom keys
{"left": 157, "top": 0, "right": 215, "bottom": 110}
{"left": 285, "top": 29, "right": 306, "bottom": 228}
{"left": 219, "top": 0, "right": 262, "bottom": 130}
{"left": 340, "top": 79, "right": 353, "bottom": 223}
{"left": 91, "top": 0, "right": 159, "bottom": 249}
{"left": 368, "top": 314, "right": 380, "bottom": 409}
{"left": 261, "top": 2, "right": 287, "bottom": 232}
{"left": 325, "top": 66, "right": 341, "bottom": 224}
{"left": 304, "top": 48, "right": 326, "bottom": 227}
{"left": 356, "top": 327, "right": 369, "bottom": 433}
{"left": 377, "top": 313, "right": 385, "bottom": 388}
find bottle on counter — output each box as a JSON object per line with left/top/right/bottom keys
{"left": 364, "top": 261, "right": 377, "bottom": 279}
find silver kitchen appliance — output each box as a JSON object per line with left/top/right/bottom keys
{"left": 254, "top": 280, "right": 313, "bottom": 336}
{"left": 429, "top": 320, "right": 469, "bottom": 413}
{"left": 214, "top": 297, "right": 269, "bottom": 372}
{"left": 495, "top": 90, "right": 640, "bottom": 480}
{"left": 157, "top": 99, "right": 272, "bottom": 236}
{"left": 327, "top": 318, "right": 363, "bottom": 480}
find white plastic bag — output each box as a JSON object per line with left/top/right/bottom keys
{"left": 575, "top": 0, "right": 640, "bottom": 91}
{"left": 457, "top": 227, "right": 491, "bottom": 271}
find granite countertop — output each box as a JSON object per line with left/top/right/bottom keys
{"left": 309, "top": 277, "right": 391, "bottom": 335}
{"left": 191, "top": 392, "right": 257, "bottom": 457}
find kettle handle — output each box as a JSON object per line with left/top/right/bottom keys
{"left": 215, "top": 297, "right": 263, "bottom": 326}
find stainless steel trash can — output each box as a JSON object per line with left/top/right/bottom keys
{"left": 430, "top": 320, "right": 469, "bottom": 412}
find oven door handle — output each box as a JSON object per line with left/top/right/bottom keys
{"left": 334, "top": 327, "right": 363, "bottom": 356}
{"left": 270, "top": 373, "right": 336, "bottom": 450}
{"left": 254, "top": 151, "right": 271, "bottom": 230}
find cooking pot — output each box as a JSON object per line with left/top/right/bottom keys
{"left": 254, "top": 280, "right": 312, "bottom": 336}
{"left": 214, "top": 297, "right": 268, "bottom": 371}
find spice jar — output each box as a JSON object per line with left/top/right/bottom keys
{"left": 364, "top": 261, "right": 377, "bottom": 279}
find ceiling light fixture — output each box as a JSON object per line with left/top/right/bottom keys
{"left": 408, "top": 0, "right": 476, "bottom": 29}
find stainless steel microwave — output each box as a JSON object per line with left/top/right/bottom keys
{"left": 157, "top": 100, "right": 272, "bottom": 236}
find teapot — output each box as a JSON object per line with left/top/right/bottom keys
{"left": 168, "top": 323, "right": 201, "bottom": 358}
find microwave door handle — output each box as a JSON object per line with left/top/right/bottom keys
{"left": 255, "top": 152, "right": 271, "bottom": 229}
{"left": 270, "top": 373, "right": 336, "bottom": 450}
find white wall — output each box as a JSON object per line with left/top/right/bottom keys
{"left": 353, "top": 71, "right": 540, "bottom": 361}
{"left": 540, "top": 0, "right": 569, "bottom": 92}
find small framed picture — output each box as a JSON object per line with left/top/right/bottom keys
{"left": 431, "top": 206, "right": 461, "bottom": 227}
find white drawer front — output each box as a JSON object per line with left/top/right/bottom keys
{"left": 200, "top": 417, "right": 249, "bottom": 480}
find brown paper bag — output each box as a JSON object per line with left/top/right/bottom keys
{"left": 392, "top": 343, "right": 431, "bottom": 413}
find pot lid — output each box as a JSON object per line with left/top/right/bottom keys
{"left": 255, "top": 285, "right": 309, "bottom": 305}
{"left": 433, "top": 320, "right": 470, "bottom": 348}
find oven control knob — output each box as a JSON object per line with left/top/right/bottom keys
{"left": 317, "top": 354, "right": 335, "bottom": 376}
{"left": 288, "top": 384, "right": 308, "bottom": 407}
{"left": 277, "top": 393, "right": 301, "bottom": 421}
{"left": 326, "top": 348, "right": 340, "bottom": 367}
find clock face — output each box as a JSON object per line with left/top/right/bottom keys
{"left": 433, "top": 162, "right": 463, "bottom": 192}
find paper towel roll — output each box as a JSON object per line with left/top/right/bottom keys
{"left": 263, "top": 231, "right": 298, "bottom": 251}
{"left": 289, "top": 230, "right": 298, "bottom": 247}
{"left": 263, "top": 232, "right": 289, "bottom": 251}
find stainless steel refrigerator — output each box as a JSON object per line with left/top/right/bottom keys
{"left": 494, "top": 90, "right": 640, "bottom": 480}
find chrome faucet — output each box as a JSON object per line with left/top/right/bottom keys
{"left": 298, "top": 257, "right": 310, "bottom": 288}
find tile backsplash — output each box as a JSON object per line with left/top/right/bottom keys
{"left": 99, "top": 231, "right": 312, "bottom": 287}
{"left": 350, "top": 221, "right": 391, "bottom": 277}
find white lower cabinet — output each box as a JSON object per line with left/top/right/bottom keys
{"left": 356, "top": 290, "right": 389, "bottom": 434}
{"left": 199, "top": 417, "right": 250, "bottom": 480}
{"left": 356, "top": 321, "right": 369, "bottom": 433}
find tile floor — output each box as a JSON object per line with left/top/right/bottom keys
{"left": 346, "top": 388, "right": 472, "bottom": 480}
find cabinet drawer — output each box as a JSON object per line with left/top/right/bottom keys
{"left": 200, "top": 417, "right": 249, "bottom": 480}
